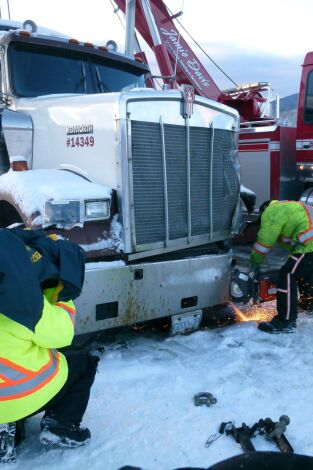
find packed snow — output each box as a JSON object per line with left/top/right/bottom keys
{"left": 81, "top": 214, "right": 124, "bottom": 253}
{"left": 0, "top": 169, "right": 112, "bottom": 228}
{"left": 6, "top": 308, "right": 313, "bottom": 470}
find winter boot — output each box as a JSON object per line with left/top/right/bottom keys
{"left": 40, "top": 416, "right": 91, "bottom": 448}
{"left": 258, "top": 315, "right": 296, "bottom": 333}
{"left": 15, "top": 419, "right": 26, "bottom": 447}
{"left": 0, "top": 422, "right": 16, "bottom": 463}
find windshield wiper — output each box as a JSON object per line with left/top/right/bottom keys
{"left": 74, "top": 61, "right": 87, "bottom": 93}
{"left": 95, "top": 66, "right": 109, "bottom": 93}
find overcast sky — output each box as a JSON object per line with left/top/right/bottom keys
{"left": 2, "top": 0, "right": 312, "bottom": 97}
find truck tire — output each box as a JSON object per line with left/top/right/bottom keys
{"left": 0, "top": 201, "right": 23, "bottom": 228}
{"left": 0, "top": 113, "right": 9, "bottom": 175}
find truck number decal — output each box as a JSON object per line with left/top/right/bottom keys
{"left": 67, "top": 136, "right": 95, "bottom": 148}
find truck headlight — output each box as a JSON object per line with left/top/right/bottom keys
{"left": 85, "top": 200, "right": 111, "bottom": 220}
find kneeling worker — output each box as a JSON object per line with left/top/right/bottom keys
{"left": 250, "top": 200, "right": 313, "bottom": 333}
{"left": 0, "top": 228, "right": 98, "bottom": 462}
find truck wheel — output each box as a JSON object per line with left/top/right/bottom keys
{"left": 0, "top": 201, "right": 23, "bottom": 228}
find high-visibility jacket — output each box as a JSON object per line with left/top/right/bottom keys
{"left": 251, "top": 200, "right": 313, "bottom": 266}
{"left": 0, "top": 288, "right": 76, "bottom": 424}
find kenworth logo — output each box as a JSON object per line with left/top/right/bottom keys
{"left": 66, "top": 124, "right": 94, "bottom": 135}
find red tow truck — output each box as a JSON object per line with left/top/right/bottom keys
{"left": 115, "top": 0, "right": 313, "bottom": 210}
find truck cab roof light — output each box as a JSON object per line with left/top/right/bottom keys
{"left": 84, "top": 42, "right": 94, "bottom": 48}
{"left": 69, "top": 38, "right": 80, "bottom": 44}
{"left": 98, "top": 46, "right": 108, "bottom": 52}
{"left": 19, "top": 30, "right": 30, "bottom": 37}
{"left": 10, "top": 157, "right": 28, "bottom": 171}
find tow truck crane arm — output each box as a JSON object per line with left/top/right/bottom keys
{"left": 114, "top": 0, "right": 223, "bottom": 100}
{"left": 114, "top": 0, "right": 276, "bottom": 125}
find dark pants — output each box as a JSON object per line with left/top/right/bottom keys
{"left": 35, "top": 349, "right": 99, "bottom": 425}
{"left": 277, "top": 252, "right": 313, "bottom": 321}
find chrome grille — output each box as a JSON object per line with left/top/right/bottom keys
{"left": 131, "top": 120, "right": 238, "bottom": 248}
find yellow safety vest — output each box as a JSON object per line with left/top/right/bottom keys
{"left": 0, "top": 291, "right": 76, "bottom": 423}
{"left": 251, "top": 200, "right": 313, "bottom": 266}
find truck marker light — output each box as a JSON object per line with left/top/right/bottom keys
{"left": 84, "top": 42, "right": 94, "bottom": 48}
{"left": 19, "top": 31, "right": 30, "bottom": 37}
{"left": 69, "top": 39, "right": 80, "bottom": 44}
{"left": 98, "top": 46, "right": 108, "bottom": 52}
{"left": 11, "top": 160, "right": 28, "bottom": 171}
{"left": 299, "top": 165, "right": 305, "bottom": 170}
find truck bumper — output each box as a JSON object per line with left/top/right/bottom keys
{"left": 75, "top": 253, "right": 232, "bottom": 334}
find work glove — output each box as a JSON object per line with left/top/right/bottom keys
{"left": 248, "top": 265, "right": 259, "bottom": 281}
{"left": 43, "top": 282, "right": 64, "bottom": 304}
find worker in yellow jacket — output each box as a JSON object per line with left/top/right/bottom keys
{"left": 250, "top": 200, "right": 313, "bottom": 333}
{"left": 0, "top": 228, "right": 98, "bottom": 462}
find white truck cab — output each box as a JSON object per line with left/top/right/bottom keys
{"left": 0, "top": 20, "right": 240, "bottom": 335}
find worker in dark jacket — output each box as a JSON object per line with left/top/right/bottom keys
{"left": 0, "top": 228, "right": 98, "bottom": 462}
{"left": 250, "top": 200, "right": 313, "bottom": 333}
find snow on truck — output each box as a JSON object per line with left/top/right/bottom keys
{"left": 0, "top": 16, "right": 241, "bottom": 335}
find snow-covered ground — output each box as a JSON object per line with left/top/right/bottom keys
{"left": 7, "top": 310, "right": 313, "bottom": 470}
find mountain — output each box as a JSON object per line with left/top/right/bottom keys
{"left": 278, "top": 93, "right": 299, "bottom": 127}
{"left": 280, "top": 93, "right": 299, "bottom": 112}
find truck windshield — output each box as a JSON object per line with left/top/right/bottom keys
{"left": 8, "top": 44, "right": 146, "bottom": 97}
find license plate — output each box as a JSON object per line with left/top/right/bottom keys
{"left": 171, "top": 310, "right": 202, "bottom": 335}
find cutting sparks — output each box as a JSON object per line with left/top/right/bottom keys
{"left": 231, "top": 301, "right": 276, "bottom": 323}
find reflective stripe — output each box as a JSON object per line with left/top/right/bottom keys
{"left": 298, "top": 203, "right": 313, "bottom": 244}
{"left": 298, "top": 230, "right": 313, "bottom": 243}
{"left": 56, "top": 302, "right": 76, "bottom": 325}
{"left": 286, "top": 273, "right": 291, "bottom": 320}
{"left": 0, "top": 350, "right": 59, "bottom": 401}
{"left": 291, "top": 254, "right": 305, "bottom": 274}
{"left": 252, "top": 241, "right": 271, "bottom": 255}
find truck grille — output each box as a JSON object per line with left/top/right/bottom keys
{"left": 131, "top": 120, "right": 238, "bottom": 248}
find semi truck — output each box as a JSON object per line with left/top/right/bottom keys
{"left": 0, "top": 15, "right": 241, "bottom": 335}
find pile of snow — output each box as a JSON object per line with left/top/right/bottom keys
{"left": 82, "top": 214, "right": 124, "bottom": 253}
{"left": 0, "top": 169, "right": 112, "bottom": 227}
{"left": 10, "top": 312, "right": 313, "bottom": 469}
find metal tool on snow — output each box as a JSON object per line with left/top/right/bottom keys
{"left": 222, "top": 421, "right": 257, "bottom": 452}
{"left": 194, "top": 392, "right": 217, "bottom": 407}
{"left": 257, "top": 415, "right": 293, "bottom": 453}
{"left": 205, "top": 421, "right": 232, "bottom": 448}
{"left": 206, "top": 416, "right": 293, "bottom": 453}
